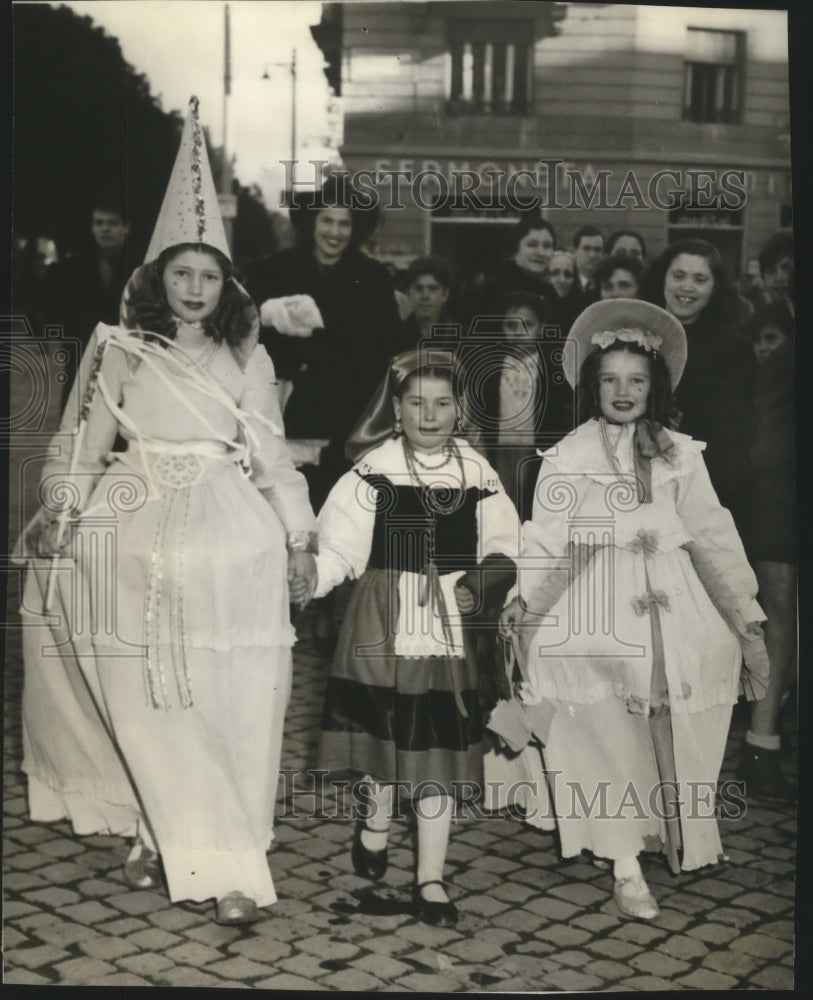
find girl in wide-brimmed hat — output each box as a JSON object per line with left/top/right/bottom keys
{"left": 499, "top": 298, "right": 768, "bottom": 920}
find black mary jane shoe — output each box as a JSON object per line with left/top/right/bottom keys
{"left": 737, "top": 746, "right": 797, "bottom": 806}
{"left": 351, "top": 820, "right": 388, "bottom": 881}
{"left": 413, "top": 880, "right": 458, "bottom": 927}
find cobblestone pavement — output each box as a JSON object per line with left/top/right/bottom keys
{"left": 3, "top": 340, "right": 798, "bottom": 991}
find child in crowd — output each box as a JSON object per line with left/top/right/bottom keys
{"left": 502, "top": 299, "right": 768, "bottom": 920}
{"left": 462, "top": 291, "right": 574, "bottom": 522}
{"left": 313, "top": 348, "right": 520, "bottom": 926}
{"left": 738, "top": 303, "right": 796, "bottom": 803}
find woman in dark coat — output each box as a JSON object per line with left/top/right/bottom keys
{"left": 247, "top": 175, "right": 401, "bottom": 652}
{"left": 246, "top": 175, "right": 402, "bottom": 511}
{"left": 639, "top": 239, "right": 757, "bottom": 529}
{"left": 738, "top": 304, "right": 796, "bottom": 805}
{"left": 467, "top": 217, "right": 556, "bottom": 325}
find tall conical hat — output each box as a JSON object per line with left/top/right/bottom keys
{"left": 144, "top": 96, "right": 231, "bottom": 264}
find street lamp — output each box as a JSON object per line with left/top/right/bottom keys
{"left": 263, "top": 48, "right": 297, "bottom": 188}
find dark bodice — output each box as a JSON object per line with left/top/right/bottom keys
{"left": 359, "top": 472, "right": 495, "bottom": 574}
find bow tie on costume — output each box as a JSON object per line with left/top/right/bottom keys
{"left": 601, "top": 418, "right": 676, "bottom": 503}
{"left": 633, "top": 419, "right": 676, "bottom": 502}
{"left": 631, "top": 589, "right": 672, "bottom": 617}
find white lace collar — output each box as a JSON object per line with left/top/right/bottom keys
{"left": 539, "top": 419, "right": 705, "bottom": 487}
{"left": 355, "top": 437, "right": 504, "bottom": 492}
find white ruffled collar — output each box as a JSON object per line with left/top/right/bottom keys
{"left": 355, "top": 436, "right": 503, "bottom": 491}
{"left": 539, "top": 419, "right": 705, "bottom": 487}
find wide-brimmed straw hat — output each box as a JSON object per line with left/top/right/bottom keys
{"left": 563, "top": 298, "right": 687, "bottom": 389}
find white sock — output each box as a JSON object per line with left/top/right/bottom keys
{"left": 745, "top": 729, "right": 781, "bottom": 751}
{"left": 416, "top": 794, "right": 454, "bottom": 901}
{"left": 135, "top": 823, "right": 158, "bottom": 855}
{"left": 360, "top": 779, "right": 392, "bottom": 851}
{"left": 613, "top": 855, "right": 643, "bottom": 882}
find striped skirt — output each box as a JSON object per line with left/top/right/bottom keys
{"left": 318, "top": 569, "right": 484, "bottom": 799}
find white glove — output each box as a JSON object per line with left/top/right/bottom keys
{"left": 260, "top": 295, "right": 324, "bottom": 337}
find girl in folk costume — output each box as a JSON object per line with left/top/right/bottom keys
{"left": 15, "top": 98, "right": 317, "bottom": 925}
{"left": 314, "top": 349, "right": 520, "bottom": 925}
{"left": 501, "top": 299, "right": 768, "bottom": 920}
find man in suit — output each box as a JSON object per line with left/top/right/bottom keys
{"left": 56, "top": 197, "right": 132, "bottom": 408}
{"left": 571, "top": 225, "right": 605, "bottom": 305}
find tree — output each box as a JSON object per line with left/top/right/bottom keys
{"left": 14, "top": 4, "right": 280, "bottom": 272}
{"left": 14, "top": 4, "right": 183, "bottom": 258}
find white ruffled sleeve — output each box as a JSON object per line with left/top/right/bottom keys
{"left": 14, "top": 324, "right": 127, "bottom": 559}
{"left": 239, "top": 344, "right": 317, "bottom": 538}
{"left": 675, "top": 447, "right": 762, "bottom": 623}
{"left": 44, "top": 324, "right": 124, "bottom": 506}
{"left": 238, "top": 343, "right": 285, "bottom": 438}
{"left": 478, "top": 489, "right": 523, "bottom": 561}
{"left": 517, "top": 460, "right": 582, "bottom": 606}
{"left": 314, "top": 470, "right": 375, "bottom": 598}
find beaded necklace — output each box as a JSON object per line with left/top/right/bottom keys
{"left": 163, "top": 335, "right": 218, "bottom": 379}
{"left": 402, "top": 436, "right": 466, "bottom": 514}
{"left": 598, "top": 417, "right": 626, "bottom": 479}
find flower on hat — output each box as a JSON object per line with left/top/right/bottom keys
{"left": 590, "top": 327, "right": 663, "bottom": 353}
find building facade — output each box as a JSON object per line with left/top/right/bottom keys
{"left": 312, "top": 1, "right": 791, "bottom": 279}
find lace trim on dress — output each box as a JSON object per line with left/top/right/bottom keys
{"left": 90, "top": 329, "right": 287, "bottom": 711}
{"left": 354, "top": 436, "right": 503, "bottom": 493}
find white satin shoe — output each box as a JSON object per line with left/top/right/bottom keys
{"left": 613, "top": 875, "right": 660, "bottom": 920}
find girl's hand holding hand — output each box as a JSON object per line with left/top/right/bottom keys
{"left": 499, "top": 597, "right": 523, "bottom": 638}
{"left": 500, "top": 597, "right": 538, "bottom": 662}
{"left": 34, "top": 513, "right": 76, "bottom": 558}
{"left": 288, "top": 551, "right": 317, "bottom": 609}
{"left": 454, "top": 582, "right": 476, "bottom": 615}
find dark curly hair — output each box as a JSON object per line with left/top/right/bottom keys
{"left": 494, "top": 291, "right": 548, "bottom": 323}
{"left": 289, "top": 174, "right": 380, "bottom": 252}
{"left": 404, "top": 254, "right": 453, "bottom": 292}
{"left": 595, "top": 253, "right": 644, "bottom": 286}
{"left": 577, "top": 341, "right": 680, "bottom": 428}
{"left": 606, "top": 229, "right": 647, "bottom": 260}
{"left": 506, "top": 217, "right": 557, "bottom": 258}
{"left": 125, "top": 244, "right": 254, "bottom": 347}
{"left": 758, "top": 232, "right": 793, "bottom": 277}
{"left": 747, "top": 302, "right": 795, "bottom": 341}
{"left": 638, "top": 239, "right": 741, "bottom": 330}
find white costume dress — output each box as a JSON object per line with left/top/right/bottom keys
{"left": 488, "top": 418, "right": 763, "bottom": 870}
{"left": 18, "top": 324, "right": 316, "bottom": 905}
{"left": 314, "top": 437, "right": 520, "bottom": 797}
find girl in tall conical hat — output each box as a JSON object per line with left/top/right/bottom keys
{"left": 15, "top": 97, "right": 317, "bottom": 925}
{"left": 497, "top": 299, "right": 768, "bottom": 920}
